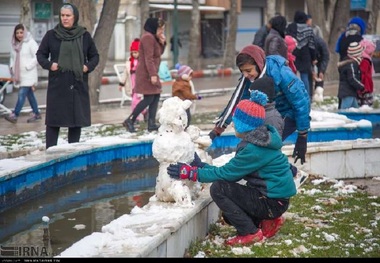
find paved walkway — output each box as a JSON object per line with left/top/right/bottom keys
{"left": 1, "top": 72, "right": 380, "bottom": 136}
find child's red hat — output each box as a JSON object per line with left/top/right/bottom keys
{"left": 130, "top": 38, "right": 140, "bottom": 52}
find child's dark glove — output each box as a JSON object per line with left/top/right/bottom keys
{"left": 190, "top": 152, "right": 205, "bottom": 168}
{"left": 167, "top": 162, "right": 198, "bottom": 181}
{"left": 209, "top": 126, "right": 225, "bottom": 141}
{"left": 292, "top": 132, "right": 307, "bottom": 164}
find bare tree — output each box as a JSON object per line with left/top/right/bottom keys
{"left": 140, "top": 0, "right": 150, "bottom": 33}
{"left": 70, "top": 0, "right": 97, "bottom": 35}
{"left": 86, "top": 0, "right": 121, "bottom": 106}
{"left": 267, "top": 0, "right": 276, "bottom": 20}
{"left": 20, "top": 0, "right": 31, "bottom": 29}
{"left": 187, "top": 0, "right": 201, "bottom": 70}
{"left": 305, "top": 0, "right": 350, "bottom": 81}
{"left": 223, "top": 0, "right": 238, "bottom": 69}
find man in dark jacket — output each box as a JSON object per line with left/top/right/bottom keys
{"left": 311, "top": 35, "right": 330, "bottom": 102}
{"left": 252, "top": 23, "right": 271, "bottom": 48}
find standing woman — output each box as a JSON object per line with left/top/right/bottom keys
{"left": 4, "top": 24, "right": 41, "bottom": 124}
{"left": 123, "top": 17, "right": 166, "bottom": 133}
{"left": 36, "top": 3, "right": 99, "bottom": 149}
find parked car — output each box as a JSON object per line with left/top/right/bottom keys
{"left": 362, "top": 34, "right": 380, "bottom": 73}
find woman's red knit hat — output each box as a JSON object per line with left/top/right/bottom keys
{"left": 130, "top": 38, "right": 140, "bottom": 52}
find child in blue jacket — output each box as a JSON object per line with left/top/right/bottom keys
{"left": 209, "top": 44, "right": 310, "bottom": 165}
{"left": 167, "top": 90, "right": 297, "bottom": 246}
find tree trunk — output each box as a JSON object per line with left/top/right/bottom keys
{"left": 88, "top": 0, "right": 120, "bottom": 106}
{"left": 223, "top": 0, "right": 238, "bottom": 69}
{"left": 187, "top": 0, "right": 201, "bottom": 70}
{"left": 70, "top": 0, "right": 97, "bottom": 35}
{"left": 140, "top": 0, "right": 150, "bottom": 34}
{"left": 325, "top": 0, "right": 351, "bottom": 81}
{"left": 305, "top": 0, "right": 330, "bottom": 38}
{"left": 20, "top": 0, "right": 31, "bottom": 29}
{"left": 267, "top": 0, "right": 276, "bottom": 20}
{"left": 305, "top": 0, "right": 350, "bottom": 81}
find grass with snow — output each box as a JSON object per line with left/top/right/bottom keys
{"left": 187, "top": 175, "right": 380, "bottom": 258}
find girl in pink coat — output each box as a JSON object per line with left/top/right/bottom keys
{"left": 119, "top": 38, "right": 147, "bottom": 122}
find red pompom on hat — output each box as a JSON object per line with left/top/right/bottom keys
{"left": 130, "top": 38, "right": 140, "bottom": 52}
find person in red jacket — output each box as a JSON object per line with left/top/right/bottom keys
{"left": 358, "top": 38, "right": 376, "bottom": 107}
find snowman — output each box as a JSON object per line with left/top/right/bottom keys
{"left": 152, "top": 96, "right": 211, "bottom": 206}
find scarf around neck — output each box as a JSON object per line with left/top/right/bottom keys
{"left": 54, "top": 23, "right": 86, "bottom": 81}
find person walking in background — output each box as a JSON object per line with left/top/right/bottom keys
{"left": 335, "top": 17, "right": 366, "bottom": 61}
{"left": 312, "top": 35, "right": 330, "bottom": 103}
{"left": 252, "top": 21, "right": 271, "bottom": 49}
{"left": 358, "top": 38, "right": 376, "bottom": 107}
{"left": 123, "top": 17, "right": 166, "bottom": 133}
{"left": 252, "top": 12, "right": 281, "bottom": 49}
{"left": 4, "top": 24, "right": 41, "bottom": 124}
{"left": 337, "top": 42, "right": 364, "bottom": 110}
{"left": 168, "top": 90, "right": 296, "bottom": 246}
{"left": 170, "top": 35, "right": 182, "bottom": 54}
{"left": 36, "top": 3, "right": 99, "bottom": 149}
{"left": 286, "top": 10, "right": 317, "bottom": 99}
{"left": 172, "top": 64, "right": 202, "bottom": 129}
{"left": 118, "top": 38, "right": 147, "bottom": 123}
{"left": 306, "top": 14, "right": 323, "bottom": 39}
{"left": 264, "top": 15, "right": 288, "bottom": 59}
{"left": 284, "top": 35, "right": 297, "bottom": 74}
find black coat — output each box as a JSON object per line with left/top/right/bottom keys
{"left": 315, "top": 36, "right": 330, "bottom": 74}
{"left": 337, "top": 58, "right": 364, "bottom": 99}
{"left": 36, "top": 30, "right": 99, "bottom": 127}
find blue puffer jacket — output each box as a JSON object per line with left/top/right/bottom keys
{"left": 265, "top": 55, "right": 310, "bottom": 132}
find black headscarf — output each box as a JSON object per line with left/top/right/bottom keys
{"left": 54, "top": 3, "right": 86, "bottom": 81}
{"left": 270, "top": 15, "right": 287, "bottom": 38}
{"left": 144, "top": 17, "right": 159, "bottom": 34}
{"left": 294, "top": 11, "right": 308, "bottom": 24}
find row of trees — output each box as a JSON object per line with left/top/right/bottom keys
{"left": 18, "top": 0, "right": 380, "bottom": 106}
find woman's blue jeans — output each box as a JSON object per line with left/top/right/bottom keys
{"left": 13, "top": 86, "right": 40, "bottom": 117}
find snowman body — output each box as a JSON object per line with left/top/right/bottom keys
{"left": 152, "top": 97, "right": 200, "bottom": 206}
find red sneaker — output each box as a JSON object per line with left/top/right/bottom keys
{"left": 261, "top": 216, "right": 285, "bottom": 238}
{"left": 225, "top": 229, "right": 263, "bottom": 246}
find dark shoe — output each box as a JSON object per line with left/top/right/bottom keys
{"left": 225, "top": 230, "right": 263, "bottom": 246}
{"left": 4, "top": 113, "right": 17, "bottom": 123}
{"left": 27, "top": 114, "right": 42, "bottom": 123}
{"left": 260, "top": 216, "right": 285, "bottom": 238}
{"left": 123, "top": 118, "right": 136, "bottom": 133}
{"left": 147, "top": 124, "right": 159, "bottom": 132}
{"left": 147, "top": 118, "right": 159, "bottom": 132}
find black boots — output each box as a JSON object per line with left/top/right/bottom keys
{"left": 123, "top": 114, "right": 159, "bottom": 133}
{"left": 123, "top": 115, "right": 136, "bottom": 133}
{"left": 147, "top": 118, "right": 159, "bottom": 132}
